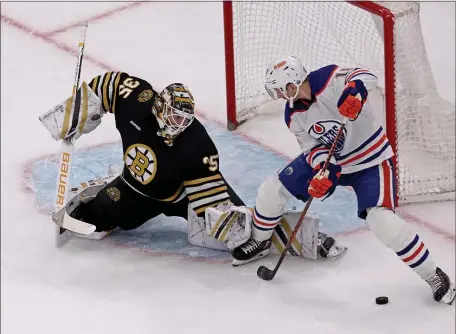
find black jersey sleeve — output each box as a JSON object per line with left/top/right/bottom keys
{"left": 88, "top": 72, "right": 157, "bottom": 114}
{"left": 182, "top": 127, "right": 243, "bottom": 217}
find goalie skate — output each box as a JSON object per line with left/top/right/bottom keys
{"left": 51, "top": 174, "right": 117, "bottom": 236}
{"left": 232, "top": 238, "right": 272, "bottom": 267}
{"left": 52, "top": 204, "right": 96, "bottom": 235}
{"left": 317, "top": 232, "right": 347, "bottom": 260}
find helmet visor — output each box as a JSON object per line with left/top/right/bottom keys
{"left": 163, "top": 103, "right": 194, "bottom": 133}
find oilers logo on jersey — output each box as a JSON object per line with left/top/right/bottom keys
{"left": 307, "top": 120, "right": 347, "bottom": 153}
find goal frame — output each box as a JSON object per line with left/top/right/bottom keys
{"left": 223, "top": 1, "right": 399, "bottom": 205}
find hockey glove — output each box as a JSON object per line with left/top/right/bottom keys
{"left": 39, "top": 82, "right": 104, "bottom": 141}
{"left": 337, "top": 80, "right": 368, "bottom": 120}
{"left": 308, "top": 162, "right": 341, "bottom": 199}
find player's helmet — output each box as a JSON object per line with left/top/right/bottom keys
{"left": 264, "top": 55, "right": 308, "bottom": 108}
{"left": 152, "top": 83, "right": 195, "bottom": 146}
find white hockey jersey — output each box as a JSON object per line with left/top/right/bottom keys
{"left": 285, "top": 65, "right": 394, "bottom": 174}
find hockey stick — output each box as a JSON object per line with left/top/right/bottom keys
{"left": 257, "top": 116, "right": 349, "bottom": 281}
{"left": 53, "top": 21, "right": 89, "bottom": 247}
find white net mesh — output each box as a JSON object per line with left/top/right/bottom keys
{"left": 230, "top": 1, "right": 455, "bottom": 203}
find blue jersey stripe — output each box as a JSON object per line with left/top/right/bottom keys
{"left": 308, "top": 64, "right": 338, "bottom": 96}
{"left": 338, "top": 127, "right": 383, "bottom": 160}
{"left": 354, "top": 142, "right": 391, "bottom": 166}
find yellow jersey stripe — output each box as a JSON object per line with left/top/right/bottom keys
{"left": 160, "top": 184, "right": 184, "bottom": 202}
{"left": 102, "top": 72, "right": 112, "bottom": 112}
{"left": 188, "top": 186, "right": 227, "bottom": 201}
{"left": 184, "top": 174, "right": 222, "bottom": 186}
{"left": 90, "top": 76, "right": 99, "bottom": 92}
{"left": 111, "top": 72, "right": 122, "bottom": 114}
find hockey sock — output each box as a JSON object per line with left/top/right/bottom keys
{"left": 251, "top": 207, "right": 282, "bottom": 241}
{"left": 252, "top": 175, "right": 292, "bottom": 241}
{"left": 366, "top": 206, "right": 437, "bottom": 280}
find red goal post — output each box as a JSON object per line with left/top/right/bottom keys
{"left": 223, "top": 1, "right": 455, "bottom": 205}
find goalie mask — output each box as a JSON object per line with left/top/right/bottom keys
{"left": 152, "top": 83, "right": 195, "bottom": 146}
{"left": 264, "top": 55, "right": 308, "bottom": 108}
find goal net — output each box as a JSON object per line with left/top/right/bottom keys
{"left": 224, "top": 1, "right": 455, "bottom": 204}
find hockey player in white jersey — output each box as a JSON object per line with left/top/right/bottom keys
{"left": 232, "top": 55, "right": 455, "bottom": 305}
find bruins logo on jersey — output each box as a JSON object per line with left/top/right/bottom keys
{"left": 124, "top": 144, "right": 157, "bottom": 185}
{"left": 138, "top": 89, "right": 154, "bottom": 102}
{"left": 106, "top": 187, "right": 121, "bottom": 202}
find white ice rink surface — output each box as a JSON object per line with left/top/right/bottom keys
{"left": 1, "top": 2, "right": 455, "bottom": 334}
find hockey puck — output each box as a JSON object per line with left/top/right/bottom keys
{"left": 375, "top": 296, "right": 389, "bottom": 305}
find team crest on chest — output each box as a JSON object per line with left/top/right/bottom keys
{"left": 308, "top": 120, "right": 347, "bottom": 153}
{"left": 124, "top": 143, "right": 157, "bottom": 185}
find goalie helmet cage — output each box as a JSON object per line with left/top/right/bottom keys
{"left": 223, "top": 1, "right": 455, "bottom": 205}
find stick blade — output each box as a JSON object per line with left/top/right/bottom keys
{"left": 257, "top": 265, "right": 275, "bottom": 281}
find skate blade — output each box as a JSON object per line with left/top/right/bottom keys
{"left": 441, "top": 282, "right": 456, "bottom": 305}
{"left": 232, "top": 249, "right": 270, "bottom": 267}
{"left": 323, "top": 245, "right": 348, "bottom": 260}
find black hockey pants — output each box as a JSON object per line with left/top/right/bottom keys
{"left": 79, "top": 176, "right": 189, "bottom": 232}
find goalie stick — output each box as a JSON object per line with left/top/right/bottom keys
{"left": 53, "top": 21, "right": 89, "bottom": 247}
{"left": 257, "top": 116, "right": 349, "bottom": 281}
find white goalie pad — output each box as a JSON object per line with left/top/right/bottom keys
{"left": 204, "top": 203, "right": 252, "bottom": 250}
{"left": 187, "top": 208, "right": 228, "bottom": 251}
{"left": 51, "top": 174, "right": 118, "bottom": 236}
{"left": 39, "top": 82, "right": 105, "bottom": 141}
{"left": 270, "top": 210, "right": 319, "bottom": 260}
{"left": 188, "top": 204, "right": 320, "bottom": 260}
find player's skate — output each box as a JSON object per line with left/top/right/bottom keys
{"left": 317, "top": 232, "right": 347, "bottom": 259}
{"left": 232, "top": 238, "right": 272, "bottom": 267}
{"left": 425, "top": 267, "right": 455, "bottom": 305}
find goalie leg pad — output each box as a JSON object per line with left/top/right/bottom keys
{"left": 187, "top": 207, "right": 228, "bottom": 251}
{"left": 270, "top": 210, "right": 319, "bottom": 259}
{"left": 366, "top": 206, "right": 436, "bottom": 280}
{"left": 204, "top": 203, "right": 252, "bottom": 251}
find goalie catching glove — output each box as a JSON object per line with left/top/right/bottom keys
{"left": 39, "top": 82, "right": 105, "bottom": 141}
{"left": 337, "top": 79, "right": 368, "bottom": 120}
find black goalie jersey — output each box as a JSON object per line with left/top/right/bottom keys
{"left": 88, "top": 72, "right": 242, "bottom": 217}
